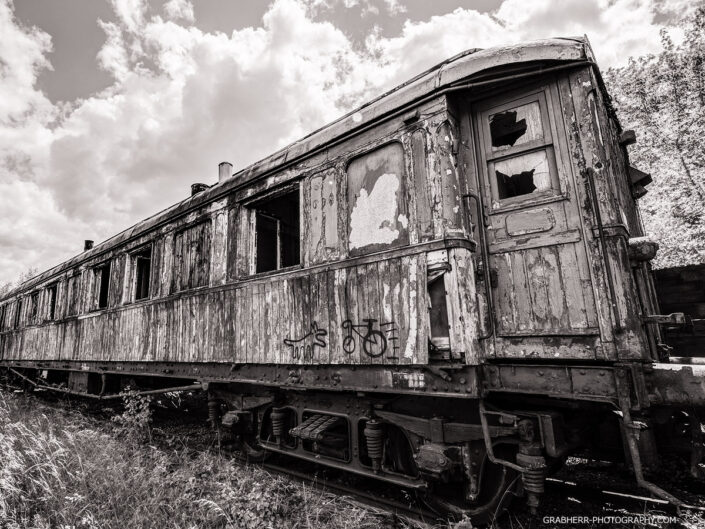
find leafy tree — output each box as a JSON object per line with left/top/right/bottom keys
{"left": 605, "top": 8, "right": 705, "bottom": 268}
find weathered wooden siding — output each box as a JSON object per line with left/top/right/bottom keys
{"left": 3, "top": 253, "right": 430, "bottom": 365}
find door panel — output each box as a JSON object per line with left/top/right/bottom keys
{"left": 474, "top": 83, "right": 600, "bottom": 357}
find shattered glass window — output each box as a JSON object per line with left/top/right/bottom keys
{"left": 490, "top": 102, "right": 543, "bottom": 152}
{"left": 494, "top": 150, "right": 551, "bottom": 199}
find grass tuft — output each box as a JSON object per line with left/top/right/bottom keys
{"left": 0, "top": 391, "right": 431, "bottom": 529}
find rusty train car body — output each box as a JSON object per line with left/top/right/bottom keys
{"left": 1, "top": 37, "right": 703, "bottom": 520}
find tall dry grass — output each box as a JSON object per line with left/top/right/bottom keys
{"left": 0, "top": 391, "right": 425, "bottom": 529}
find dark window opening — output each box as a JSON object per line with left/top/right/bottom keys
{"left": 29, "top": 292, "right": 39, "bottom": 324}
{"left": 428, "top": 275, "right": 450, "bottom": 342}
{"left": 253, "top": 188, "right": 300, "bottom": 274}
{"left": 15, "top": 299, "right": 22, "bottom": 328}
{"left": 490, "top": 110, "right": 527, "bottom": 148}
{"left": 0, "top": 304, "right": 5, "bottom": 330}
{"left": 96, "top": 263, "right": 111, "bottom": 309}
{"left": 134, "top": 247, "right": 152, "bottom": 301}
{"left": 47, "top": 284, "right": 57, "bottom": 320}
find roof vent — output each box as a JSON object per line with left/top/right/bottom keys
{"left": 191, "top": 183, "right": 209, "bottom": 196}
{"left": 218, "top": 161, "right": 233, "bottom": 182}
{"left": 84, "top": 240, "right": 94, "bottom": 251}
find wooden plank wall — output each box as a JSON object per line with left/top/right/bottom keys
{"left": 4, "top": 254, "right": 429, "bottom": 365}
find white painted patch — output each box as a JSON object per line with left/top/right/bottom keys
{"left": 444, "top": 135, "right": 450, "bottom": 142}
{"left": 446, "top": 169, "right": 452, "bottom": 175}
{"left": 453, "top": 205, "right": 459, "bottom": 214}
{"left": 349, "top": 173, "right": 401, "bottom": 249}
{"left": 351, "top": 111, "right": 363, "bottom": 123}
{"left": 397, "top": 213, "right": 408, "bottom": 228}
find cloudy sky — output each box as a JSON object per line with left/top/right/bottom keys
{"left": 0, "top": 0, "right": 696, "bottom": 284}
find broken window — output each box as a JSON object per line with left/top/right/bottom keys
{"left": 29, "top": 292, "right": 39, "bottom": 324}
{"left": 95, "top": 262, "right": 111, "bottom": 310}
{"left": 490, "top": 102, "right": 543, "bottom": 151}
{"left": 14, "top": 298, "right": 22, "bottom": 328}
{"left": 172, "top": 221, "right": 212, "bottom": 292}
{"left": 47, "top": 284, "right": 57, "bottom": 320}
{"left": 480, "top": 92, "right": 558, "bottom": 205}
{"left": 493, "top": 150, "right": 552, "bottom": 199}
{"left": 133, "top": 247, "right": 152, "bottom": 301}
{"left": 252, "top": 187, "right": 300, "bottom": 274}
{"left": 347, "top": 142, "right": 408, "bottom": 255}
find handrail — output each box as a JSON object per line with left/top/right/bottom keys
{"left": 463, "top": 192, "right": 495, "bottom": 341}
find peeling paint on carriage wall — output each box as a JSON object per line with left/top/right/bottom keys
{"left": 347, "top": 142, "right": 409, "bottom": 255}
{"left": 349, "top": 173, "right": 402, "bottom": 248}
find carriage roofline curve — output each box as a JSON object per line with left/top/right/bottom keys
{"left": 3, "top": 36, "right": 597, "bottom": 300}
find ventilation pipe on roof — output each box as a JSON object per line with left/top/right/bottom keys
{"left": 218, "top": 161, "right": 233, "bottom": 182}
{"left": 84, "top": 240, "right": 94, "bottom": 251}
{"left": 191, "top": 183, "right": 209, "bottom": 196}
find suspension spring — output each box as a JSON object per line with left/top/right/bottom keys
{"left": 271, "top": 408, "right": 286, "bottom": 442}
{"left": 207, "top": 399, "right": 221, "bottom": 429}
{"left": 364, "top": 419, "right": 384, "bottom": 472}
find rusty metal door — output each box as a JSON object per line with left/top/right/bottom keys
{"left": 473, "top": 84, "right": 601, "bottom": 358}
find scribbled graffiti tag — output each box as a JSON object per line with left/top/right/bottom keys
{"left": 284, "top": 322, "right": 328, "bottom": 361}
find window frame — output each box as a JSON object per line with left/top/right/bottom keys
{"left": 246, "top": 182, "right": 302, "bottom": 277}
{"left": 46, "top": 283, "right": 58, "bottom": 321}
{"left": 14, "top": 298, "right": 23, "bottom": 329}
{"left": 93, "top": 261, "right": 112, "bottom": 311}
{"left": 171, "top": 218, "right": 213, "bottom": 293}
{"left": 476, "top": 87, "right": 562, "bottom": 210}
{"left": 345, "top": 140, "right": 409, "bottom": 256}
{"left": 128, "top": 244, "right": 153, "bottom": 302}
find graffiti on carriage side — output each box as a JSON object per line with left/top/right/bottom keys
{"left": 284, "top": 322, "right": 328, "bottom": 361}
{"left": 341, "top": 318, "right": 400, "bottom": 360}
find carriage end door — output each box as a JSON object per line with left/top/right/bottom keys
{"left": 473, "top": 84, "right": 601, "bottom": 358}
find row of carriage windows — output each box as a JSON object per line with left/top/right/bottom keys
{"left": 0, "top": 88, "right": 559, "bottom": 333}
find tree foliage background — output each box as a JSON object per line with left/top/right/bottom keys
{"left": 606, "top": 7, "right": 705, "bottom": 269}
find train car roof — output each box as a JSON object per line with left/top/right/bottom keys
{"left": 3, "top": 36, "right": 596, "bottom": 300}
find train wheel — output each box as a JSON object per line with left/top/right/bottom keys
{"left": 423, "top": 445, "right": 518, "bottom": 525}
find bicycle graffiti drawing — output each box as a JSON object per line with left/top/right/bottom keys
{"left": 341, "top": 319, "right": 388, "bottom": 358}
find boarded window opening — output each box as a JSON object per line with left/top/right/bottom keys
{"left": 253, "top": 188, "right": 300, "bottom": 274}
{"left": 95, "top": 263, "right": 111, "bottom": 309}
{"left": 29, "top": 292, "right": 39, "bottom": 323}
{"left": 134, "top": 247, "right": 152, "bottom": 301}
{"left": 14, "top": 299, "right": 22, "bottom": 328}
{"left": 347, "top": 142, "right": 408, "bottom": 254}
{"left": 172, "top": 221, "right": 212, "bottom": 293}
{"left": 47, "top": 284, "right": 57, "bottom": 320}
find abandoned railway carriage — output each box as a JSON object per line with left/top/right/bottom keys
{"left": 1, "top": 37, "right": 704, "bottom": 521}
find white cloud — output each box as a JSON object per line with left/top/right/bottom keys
{"left": 163, "top": 0, "right": 194, "bottom": 23}
{"left": 0, "top": 0, "right": 693, "bottom": 285}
